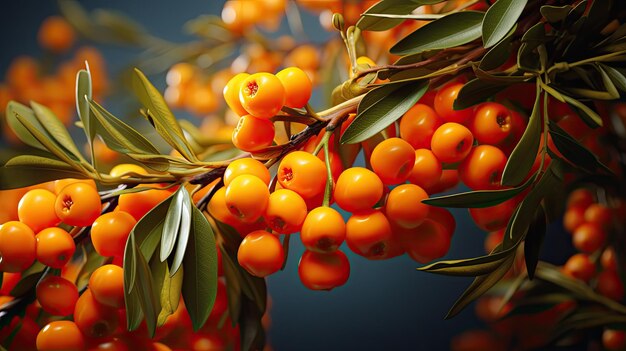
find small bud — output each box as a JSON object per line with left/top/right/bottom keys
{"left": 332, "top": 13, "right": 345, "bottom": 32}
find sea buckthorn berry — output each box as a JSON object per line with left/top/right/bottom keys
{"left": 597, "top": 270, "right": 625, "bottom": 301}
{"left": 572, "top": 222, "right": 606, "bottom": 253}
{"left": 603, "top": 329, "right": 626, "bottom": 351}
{"left": 426, "top": 206, "right": 456, "bottom": 238}
{"left": 118, "top": 183, "right": 173, "bottom": 221}
{"left": 601, "top": 247, "right": 618, "bottom": 271}
{"left": 91, "top": 211, "right": 136, "bottom": 257}
{"left": 36, "top": 227, "right": 75, "bottom": 268}
{"left": 430, "top": 122, "right": 474, "bottom": 164}
{"left": 384, "top": 184, "right": 429, "bottom": 229}
{"left": 223, "top": 72, "right": 250, "bottom": 116}
{"left": 469, "top": 197, "right": 518, "bottom": 232}
{"left": 36, "top": 275, "right": 78, "bottom": 316}
{"left": 397, "top": 219, "right": 451, "bottom": 264}
{"left": 334, "top": 167, "right": 383, "bottom": 213}
{"left": 73, "top": 289, "right": 119, "bottom": 338}
{"left": 225, "top": 175, "right": 270, "bottom": 224}
{"left": 408, "top": 149, "right": 443, "bottom": 190}
{"left": 485, "top": 229, "right": 505, "bottom": 253}
{"left": 470, "top": 102, "right": 513, "bottom": 145}
{"left": 458, "top": 145, "right": 508, "bottom": 190}
{"left": 0, "top": 272, "right": 21, "bottom": 295}
{"left": 370, "top": 137, "right": 416, "bottom": 185}
{"left": 90, "top": 338, "right": 131, "bottom": 351}
{"left": 0, "top": 221, "right": 36, "bottom": 272}
{"left": 277, "top": 151, "right": 327, "bottom": 199}
{"left": 55, "top": 182, "right": 102, "bottom": 227}
{"left": 237, "top": 230, "right": 284, "bottom": 277}
{"left": 53, "top": 178, "right": 97, "bottom": 195}
{"left": 224, "top": 158, "right": 271, "bottom": 186}
{"left": 557, "top": 114, "right": 590, "bottom": 141}
{"left": 239, "top": 72, "right": 285, "bottom": 119}
{"left": 187, "top": 84, "right": 219, "bottom": 116}
{"left": 399, "top": 104, "right": 442, "bottom": 149}
{"left": 36, "top": 321, "right": 85, "bottom": 351}
{"left": 424, "top": 169, "right": 460, "bottom": 194}
{"left": 38, "top": 16, "right": 75, "bottom": 53}
{"left": 18, "top": 188, "right": 60, "bottom": 233}
{"left": 207, "top": 187, "right": 240, "bottom": 226}
{"left": 567, "top": 188, "right": 595, "bottom": 209}
{"left": 298, "top": 250, "right": 350, "bottom": 290}
{"left": 345, "top": 210, "right": 392, "bottom": 259}
{"left": 583, "top": 203, "right": 613, "bottom": 227}
{"left": 264, "top": 189, "right": 307, "bottom": 234}
{"left": 232, "top": 115, "right": 275, "bottom": 152}
{"left": 433, "top": 82, "right": 474, "bottom": 123}
{"left": 276, "top": 67, "right": 312, "bottom": 108}
{"left": 300, "top": 206, "right": 346, "bottom": 253}
{"left": 109, "top": 163, "right": 148, "bottom": 178}
{"left": 89, "top": 264, "right": 125, "bottom": 308}
{"left": 166, "top": 62, "right": 195, "bottom": 87}
{"left": 563, "top": 206, "right": 586, "bottom": 233}
{"left": 563, "top": 253, "right": 596, "bottom": 282}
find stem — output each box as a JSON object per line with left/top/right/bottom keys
{"left": 321, "top": 132, "right": 334, "bottom": 208}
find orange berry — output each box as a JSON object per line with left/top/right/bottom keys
{"left": 187, "top": 84, "right": 219, "bottom": 116}
{"left": 225, "top": 175, "right": 270, "bottom": 224}
{"left": 434, "top": 82, "right": 473, "bottom": 123}
{"left": 36, "top": 227, "right": 75, "bottom": 268}
{"left": 567, "top": 188, "right": 595, "bottom": 209}
{"left": 89, "top": 264, "right": 125, "bottom": 308}
{"left": 597, "top": 270, "right": 625, "bottom": 301}
{"left": 277, "top": 151, "right": 327, "bottom": 200}
{"left": 562, "top": 253, "right": 596, "bottom": 282}
{"left": 399, "top": 103, "right": 442, "bottom": 149}
{"left": 334, "top": 167, "right": 383, "bottom": 213}
{"left": 584, "top": 203, "right": 613, "bottom": 227}
{"left": 485, "top": 229, "right": 504, "bottom": 253}
{"left": 298, "top": 250, "right": 350, "bottom": 290}
{"left": 300, "top": 206, "right": 346, "bottom": 253}
{"left": 221, "top": 0, "right": 264, "bottom": 33}
{"left": 109, "top": 163, "right": 147, "bottom": 178}
{"left": 0, "top": 272, "right": 21, "bottom": 295}
{"left": 118, "top": 183, "right": 173, "bottom": 221}
{"left": 563, "top": 206, "right": 586, "bottom": 233}
{"left": 276, "top": 67, "right": 312, "bottom": 108}
{"left": 223, "top": 72, "right": 250, "bottom": 116}
{"left": 6, "top": 56, "right": 39, "bottom": 92}
{"left": 396, "top": 219, "right": 451, "bottom": 263}
{"left": 572, "top": 222, "right": 606, "bottom": 253}
{"left": 601, "top": 247, "right": 618, "bottom": 271}
{"left": 232, "top": 115, "right": 275, "bottom": 152}
{"left": 36, "top": 275, "right": 78, "bottom": 316}
{"left": 37, "top": 16, "right": 75, "bottom": 53}
{"left": 18, "top": 188, "right": 60, "bottom": 233}
{"left": 469, "top": 197, "right": 517, "bottom": 232}
{"left": 370, "top": 138, "right": 416, "bottom": 185}
{"left": 239, "top": 72, "right": 285, "bottom": 119}
{"left": 55, "top": 182, "right": 102, "bottom": 227}
{"left": 427, "top": 206, "right": 456, "bottom": 238}
{"left": 408, "top": 149, "right": 443, "bottom": 190}
{"left": 430, "top": 122, "right": 474, "bottom": 164}
{"left": 424, "top": 169, "right": 460, "bottom": 194}
{"left": 166, "top": 62, "right": 196, "bottom": 87}
{"left": 603, "top": 329, "right": 626, "bottom": 351}
{"left": 53, "top": 178, "right": 97, "bottom": 195}
{"left": 91, "top": 211, "right": 136, "bottom": 257}
{"left": 237, "top": 230, "right": 284, "bottom": 277}
{"left": 224, "top": 158, "right": 271, "bottom": 186}
{"left": 0, "top": 221, "right": 36, "bottom": 272}
{"left": 264, "top": 189, "right": 307, "bottom": 234}
{"left": 73, "top": 289, "right": 119, "bottom": 338}
{"left": 36, "top": 321, "right": 85, "bottom": 351}
{"left": 285, "top": 45, "right": 320, "bottom": 71}
{"left": 384, "top": 184, "right": 429, "bottom": 229}
{"left": 469, "top": 102, "right": 513, "bottom": 145}
{"left": 345, "top": 210, "right": 392, "bottom": 259}
{"left": 458, "top": 145, "right": 507, "bottom": 190}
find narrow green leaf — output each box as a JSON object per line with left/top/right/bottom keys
{"left": 423, "top": 177, "right": 532, "bottom": 208}
{"left": 390, "top": 11, "right": 484, "bottom": 56}
{"left": 341, "top": 81, "right": 428, "bottom": 144}
{"left": 123, "top": 232, "right": 138, "bottom": 294}
{"left": 454, "top": 78, "right": 509, "bottom": 110}
{"left": 599, "top": 64, "right": 626, "bottom": 93}
{"left": 561, "top": 94, "right": 603, "bottom": 127}
{"left": 357, "top": 0, "right": 422, "bottom": 31}
{"left": 171, "top": 188, "right": 192, "bottom": 276}
{"left": 30, "top": 101, "right": 86, "bottom": 162}
{"left": 501, "top": 88, "right": 541, "bottom": 186}
{"left": 6, "top": 101, "right": 47, "bottom": 151}
{"left": 524, "top": 205, "right": 547, "bottom": 280}
{"left": 134, "top": 244, "right": 160, "bottom": 337}
{"left": 0, "top": 163, "right": 87, "bottom": 190}
{"left": 124, "top": 282, "right": 144, "bottom": 331}
{"left": 540, "top": 5, "right": 571, "bottom": 24}
{"left": 10, "top": 262, "right": 45, "bottom": 297}
{"left": 132, "top": 68, "right": 197, "bottom": 162}
{"left": 182, "top": 206, "right": 218, "bottom": 331}
{"left": 160, "top": 188, "right": 184, "bottom": 263}
{"left": 445, "top": 256, "right": 515, "bottom": 319}
{"left": 595, "top": 64, "right": 621, "bottom": 99}
{"left": 479, "top": 25, "right": 516, "bottom": 71}
{"left": 239, "top": 296, "right": 266, "bottom": 351}
{"left": 220, "top": 245, "right": 243, "bottom": 326}
{"left": 418, "top": 250, "right": 514, "bottom": 277}
{"left": 548, "top": 125, "right": 612, "bottom": 174}
{"left": 151, "top": 256, "right": 183, "bottom": 327}
{"left": 76, "top": 69, "right": 96, "bottom": 164}
{"left": 482, "top": 0, "right": 527, "bottom": 48}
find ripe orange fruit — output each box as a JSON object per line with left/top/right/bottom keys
{"left": 583, "top": 203, "right": 613, "bottom": 228}
{"left": 431, "top": 122, "right": 474, "bottom": 164}
{"left": 36, "top": 275, "right": 79, "bottom": 316}
{"left": 264, "top": 189, "right": 307, "bottom": 234}
{"left": 334, "top": 167, "right": 383, "bottom": 213}
{"left": 73, "top": 289, "right": 119, "bottom": 338}
{"left": 469, "top": 197, "right": 518, "bottom": 232}
{"left": 567, "top": 188, "right": 595, "bottom": 209}
{"left": 597, "top": 270, "right": 625, "bottom": 301}
{"left": 166, "top": 62, "right": 196, "bottom": 87}
{"left": 18, "top": 188, "right": 60, "bottom": 233}
{"left": 237, "top": 230, "right": 284, "bottom": 277}
{"left": 601, "top": 247, "right": 618, "bottom": 271}
{"left": 469, "top": 102, "right": 513, "bottom": 145}
{"left": 55, "top": 182, "right": 102, "bottom": 227}
{"left": 223, "top": 72, "right": 250, "bottom": 116}
{"left": 277, "top": 151, "right": 327, "bottom": 200}
{"left": 109, "top": 163, "right": 148, "bottom": 178}
{"left": 345, "top": 210, "right": 392, "bottom": 259}
{"left": 223, "top": 158, "right": 271, "bottom": 186}
{"left": 276, "top": 67, "right": 312, "bottom": 108}
{"left": 53, "top": 178, "right": 97, "bottom": 195}
{"left": 225, "top": 175, "right": 270, "bottom": 224}
{"left": 396, "top": 219, "right": 451, "bottom": 263}
{"left": 298, "top": 250, "right": 350, "bottom": 290}
{"left": 384, "top": 184, "right": 429, "bottom": 229}
{"left": 399, "top": 103, "right": 442, "bottom": 149}
{"left": 36, "top": 321, "right": 85, "bottom": 351}
{"left": 370, "top": 138, "right": 416, "bottom": 185}
{"left": 603, "top": 329, "right": 626, "bottom": 351}
{"left": 35, "top": 227, "right": 75, "bottom": 268}
{"left": 408, "top": 149, "right": 443, "bottom": 190}
{"left": 118, "top": 183, "right": 173, "bottom": 221}
{"left": 424, "top": 169, "right": 460, "bottom": 194}
{"left": 239, "top": 72, "right": 285, "bottom": 119}
{"left": 458, "top": 145, "right": 507, "bottom": 190}
{"left": 232, "top": 115, "right": 275, "bottom": 152}
{"left": 37, "top": 16, "right": 75, "bottom": 53}
{"left": 562, "top": 253, "right": 596, "bottom": 282}
{"left": 0, "top": 221, "right": 37, "bottom": 272}
{"left": 91, "top": 211, "right": 136, "bottom": 258}
{"left": 433, "top": 82, "right": 473, "bottom": 123}
{"left": 572, "top": 222, "right": 606, "bottom": 253}
{"left": 300, "top": 206, "right": 346, "bottom": 253}
{"left": 563, "top": 205, "right": 586, "bottom": 233}
{"left": 89, "top": 264, "right": 125, "bottom": 308}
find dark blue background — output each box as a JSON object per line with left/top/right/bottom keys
{"left": 0, "top": 1, "right": 575, "bottom": 350}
